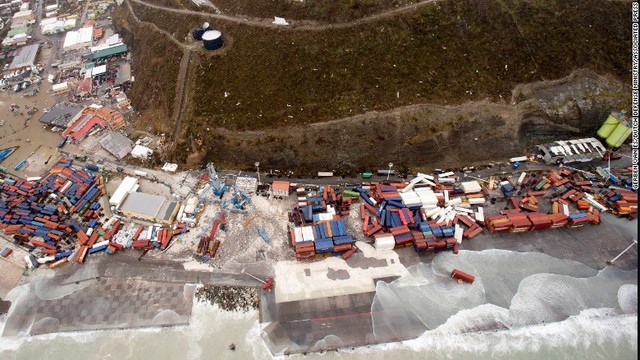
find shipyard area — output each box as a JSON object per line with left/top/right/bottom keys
{"left": 0, "top": 0, "right": 638, "bottom": 357}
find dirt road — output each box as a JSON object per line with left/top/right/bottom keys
{"left": 128, "top": 0, "right": 436, "bottom": 31}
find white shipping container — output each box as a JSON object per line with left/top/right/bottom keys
{"left": 517, "top": 172, "right": 527, "bottom": 185}
{"left": 454, "top": 206, "right": 474, "bottom": 214}
{"left": 301, "top": 226, "right": 314, "bottom": 242}
{"left": 509, "top": 156, "right": 528, "bottom": 162}
{"left": 60, "top": 180, "right": 73, "bottom": 193}
{"left": 438, "top": 171, "right": 455, "bottom": 178}
{"left": 134, "top": 170, "right": 147, "bottom": 177}
{"left": 176, "top": 204, "right": 185, "bottom": 222}
{"left": 468, "top": 197, "right": 486, "bottom": 205}
{"left": 92, "top": 240, "right": 109, "bottom": 249}
{"left": 317, "top": 172, "right": 334, "bottom": 177}
{"left": 425, "top": 206, "right": 441, "bottom": 219}
{"left": 374, "top": 235, "right": 395, "bottom": 251}
{"left": 416, "top": 172, "right": 435, "bottom": 181}
{"left": 37, "top": 256, "right": 55, "bottom": 264}
{"left": 444, "top": 190, "right": 449, "bottom": 205}
{"left": 25, "top": 255, "right": 34, "bottom": 269}
{"left": 294, "top": 227, "right": 304, "bottom": 243}
{"left": 475, "top": 207, "right": 484, "bottom": 223}
{"left": 454, "top": 224, "right": 463, "bottom": 244}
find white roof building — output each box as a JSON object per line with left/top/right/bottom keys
{"left": 109, "top": 176, "right": 139, "bottom": 208}
{"left": 91, "top": 64, "right": 106, "bottom": 76}
{"left": 12, "top": 10, "right": 33, "bottom": 20}
{"left": 130, "top": 145, "right": 153, "bottom": 159}
{"left": 63, "top": 26, "right": 93, "bottom": 51}
{"left": 41, "top": 21, "right": 64, "bottom": 34}
{"left": 162, "top": 163, "right": 178, "bottom": 172}
{"left": 63, "top": 18, "right": 77, "bottom": 29}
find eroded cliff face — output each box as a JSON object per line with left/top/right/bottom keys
{"left": 113, "top": 0, "right": 631, "bottom": 174}
{"left": 182, "top": 69, "right": 629, "bottom": 174}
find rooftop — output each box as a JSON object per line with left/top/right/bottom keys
{"left": 91, "top": 43, "right": 127, "bottom": 60}
{"left": 272, "top": 180, "right": 290, "bottom": 195}
{"left": 7, "top": 44, "right": 39, "bottom": 71}
{"left": 99, "top": 132, "right": 134, "bottom": 159}
{"left": 109, "top": 176, "right": 139, "bottom": 207}
{"left": 38, "top": 103, "right": 84, "bottom": 128}
{"left": 119, "top": 192, "right": 178, "bottom": 222}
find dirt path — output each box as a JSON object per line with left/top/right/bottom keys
{"left": 171, "top": 49, "right": 193, "bottom": 140}
{"left": 125, "top": 0, "right": 193, "bottom": 49}
{"left": 129, "top": 0, "right": 437, "bottom": 31}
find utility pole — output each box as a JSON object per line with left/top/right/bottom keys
{"left": 387, "top": 162, "right": 393, "bottom": 181}
{"left": 607, "top": 240, "right": 637, "bottom": 265}
{"left": 255, "top": 162, "right": 260, "bottom": 185}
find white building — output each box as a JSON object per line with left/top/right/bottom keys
{"left": 109, "top": 176, "right": 139, "bottom": 208}
{"left": 63, "top": 26, "right": 93, "bottom": 51}
{"left": 130, "top": 145, "right": 153, "bottom": 160}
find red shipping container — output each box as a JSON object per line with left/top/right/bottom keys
{"left": 132, "top": 240, "right": 151, "bottom": 249}
{"left": 451, "top": 269, "right": 475, "bottom": 284}
{"left": 31, "top": 240, "right": 56, "bottom": 250}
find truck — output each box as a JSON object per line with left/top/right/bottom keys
{"left": 57, "top": 136, "right": 68, "bottom": 148}
{"left": 377, "top": 169, "right": 395, "bottom": 176}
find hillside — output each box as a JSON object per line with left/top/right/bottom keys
{"left": 114, "top": 0, "right": 632, "bottom": 173}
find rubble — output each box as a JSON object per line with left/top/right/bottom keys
{"left": 195, "top": 285, "right": 258, "bottom": 312}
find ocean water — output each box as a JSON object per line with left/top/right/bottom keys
{"left": 0, "top": 250, "right": 637, "bottom": 359}
{"left": 0, "top": 301, "right": 636, "bottom": 360}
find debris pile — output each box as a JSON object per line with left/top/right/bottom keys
{"left": 356, "top": 172, "right": 486, "bottom": 254}
{"left": 288, "top": 185, "right": 356, "bottom": 261}
{"left": 485, "top": 168, "right": 606, "bottom": 232}
{"left": 0, "top": 158, "right": 187, "bottom": 269}
{"left": 195, "top": 285, "right": 259, "bottom": 312}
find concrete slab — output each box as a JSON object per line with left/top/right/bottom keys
{"left": 3, "top": 277, "right": 195, "bottom": 336}
{"left": 273, "top": 242, "right": 409, "bottom": 303}
{"left": 0, "top": 260, "right": 23, "bottom": 298}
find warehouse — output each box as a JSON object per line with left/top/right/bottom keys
{"left": 6, "top": 43, "right": 38, "bottom": 72}
{"left": 99, "top": 132, "right": 134, "bottom": 159}
{"left": 109, "top": 176, "right": 139, "bottom": 208}
{"left": 88, "top": 43, "right": 127, "bottom": 61}
{"left": 271, "top": 181, "right": 290, "bottom": 198}
{"left": 118, "top": 192, "right": 180, "bottom": 224}
{"left": 63, "top": 26, "right": 93, "bottom": 52}
{"left": 38, "top": 102, "right": 84, "bottom": 128}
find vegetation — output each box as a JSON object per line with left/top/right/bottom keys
{"left": 129, "top": 0, "right": 630, "bottom": 132}
{"left": 117, "top": 0, "right": 631, "bottom": 171}
{"left": 212, "top": 0, "right": 418, "bottom": 22}
{"left": 114, "top": 4, "right": 183, "bottom": 134}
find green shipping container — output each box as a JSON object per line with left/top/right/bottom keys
{"left": 343, "top": 190, "right": 360, "bottom": 198}
{"left": 606, "top": 123, "right": 632, "bottom": 148}
{"left": 596, "top": 114, "right": 620, "bottom": 139}
{"left": 361, "top": 172, "right": 373, "bottom": 179}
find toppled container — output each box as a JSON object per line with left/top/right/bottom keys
{"left": 451, "top": 268, "right": 475, "bottom": 284}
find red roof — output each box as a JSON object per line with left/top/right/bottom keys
{"left": 62, "top": 115, "right": 105, "bottom": 142}
{"left": 272, "top": 181, "right": 290, "bottom": 195}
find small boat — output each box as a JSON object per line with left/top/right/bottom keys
{"left": 257, "top": 227, "right": 269, "bottom": 243}
{"left": 14, "top": 159, "right": 27, "bottom": 171}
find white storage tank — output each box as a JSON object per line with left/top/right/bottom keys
{"left": 202, "top": 30, "right": 223, "bottom": 50}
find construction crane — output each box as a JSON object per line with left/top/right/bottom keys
{"left": 241, "top": 268, "right": 273, "bottom": 291}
